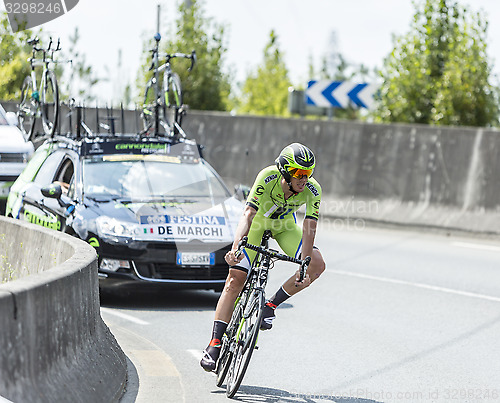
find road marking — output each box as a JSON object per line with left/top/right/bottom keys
{"left": 130, "top": 350, "right": 180, "bottom": 377}
{"left": 100, "top": 307, "right": 150, "bottom": 325}
{"left": 329, "top": 270, "right": 500, "bottom": 303}
{"left": 452, "top": 241, "right": 500, "bottom": 252}
{"left": 104, "top": 324, "right": 186, "bottom": 403}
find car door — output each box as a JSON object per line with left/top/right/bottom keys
{"left": 20, "top": 150, "right": 76, "bottom": 232}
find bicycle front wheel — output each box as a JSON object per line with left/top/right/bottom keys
{"left": 18, "top": 75, "right": 36, "bottom": 140}
{"left": 142, "top": 79, "right": 166, "bottom": 134}
{"left": 165, "top": 72, "right": 182, "bottom": 129}
{"left": 226, "top": 290, "right": 265, "bottom": 398}
{"left": 41, "top": 70, "right": 59, "bottom": 136}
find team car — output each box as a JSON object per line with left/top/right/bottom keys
{"left": 6, "top": 133, "right": 244, "bottom": 292}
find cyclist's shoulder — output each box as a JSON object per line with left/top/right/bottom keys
{"left": 254, "top": 165, "right": 280, "bottom": 185}
{"left": 304, "top": 177, "right": 322, "bottom": 198}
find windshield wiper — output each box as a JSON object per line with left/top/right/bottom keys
{"left": 86, "top": 194, "right": 130, "bottom": 203}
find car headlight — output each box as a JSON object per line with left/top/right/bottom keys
{"left": 96, "top": 216, "right": 136, "bottom": 242}
{"left": 100, "top": 258, "right": 131, "bottom": 272}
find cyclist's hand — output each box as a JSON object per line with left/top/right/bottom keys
{"left": 225, "top": 250, "right": 244, "bottom": 266}
{"left": 294, "top": 271, "right": 311, "bottom": 288}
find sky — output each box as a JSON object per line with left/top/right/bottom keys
{"left": 2, "top": 0, "right": 500, "bottom": 104}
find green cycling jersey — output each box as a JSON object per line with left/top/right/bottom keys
{"left": 246, "top": 165, "right": 322, "bottom": 221}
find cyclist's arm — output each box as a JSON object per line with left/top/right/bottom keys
{"left": 225, "top": 204, "right": 257, "bottom": 265}
{"left": 300, "top": 178, "right": 322, "bottom": 265}
{"left": 301, "top": 217, "right": 318, "bottom": 261}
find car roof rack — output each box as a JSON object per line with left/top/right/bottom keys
{"left": 29, "top": 102, "right": 204, "bottom": 159}
{"left": 29, "top": 101, "right": 192, "bottom": 147}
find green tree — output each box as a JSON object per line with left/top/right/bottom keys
{"left": 375, "top": 0, "right": 499, "bottom": 127}
{"left": 238, "top": 30, "right": 291, "bottom": 116}
{"left": 137, "top": 0, "right": 231, "bottom": 111}
{"left": 0, "top": 13, "right": 34, "bottom": 100}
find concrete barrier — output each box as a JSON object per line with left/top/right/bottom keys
{"left": 182, "top": 111, "right": 500, "bottom": 235}
{"left": 0, "top": 216, "right": 126, "bottom": 403}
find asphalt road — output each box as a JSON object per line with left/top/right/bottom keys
{"left": 101, "top": 225, "right": 500, "bottom": 403}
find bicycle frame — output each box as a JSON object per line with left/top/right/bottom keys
{"left": 216, "top": 231, "right": 311, "bottom": 397}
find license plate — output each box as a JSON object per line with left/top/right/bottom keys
{"left": 176, "top": 252, "right": 215, "bottom": 266}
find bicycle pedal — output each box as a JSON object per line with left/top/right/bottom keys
{"left": 254, "top": 345, "right": 259, "bottom": 350}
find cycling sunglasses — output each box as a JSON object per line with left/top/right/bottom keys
{"left": 290, "top": 168, "right": 313, "bottom": 179}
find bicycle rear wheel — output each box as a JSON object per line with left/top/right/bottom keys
{"left": 226, "top": 290, "right": 265, "bottom": 398}
{"left": 18, "top": 75, "right": 36, "bottom": 140}
{"left": 41, "top": 70, "right": 59, "bottom": 136}
{"left": 215, "top": 335, "right": 233, "bottom": 387}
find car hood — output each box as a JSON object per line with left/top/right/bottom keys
{"left": 82, "top": 195, "right": 244, "bottom": 245}
{"left": 0, "top": 126, "right": 34, "bottom": 153}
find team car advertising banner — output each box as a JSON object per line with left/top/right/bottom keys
{"left": 82, "top": 139, "right": 200, "bottom": 163}
{"left": 132, "top": 196, "right": 242, "bottom": 245}
{"left": 138, "top": 213, "right": 229, "bottom": 242}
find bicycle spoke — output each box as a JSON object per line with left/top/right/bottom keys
{"left": 41, "top": 70, "right": 59, "bottom": 136}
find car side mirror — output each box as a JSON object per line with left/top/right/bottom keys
{"left": 234, "top": 184, "right": 250, "bottom": 201}
{"left": 41, "top": 183, "right": 62, "bottom": 199}
{"left": 6, "top": 111, "right": 18, "bottom": 126}
{"left": 41, "top": 183, "right": 75, "bottom": 215}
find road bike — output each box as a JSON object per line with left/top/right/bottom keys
{"left": 216, "top": 230, "right": 310, "bottom": 398}
{"left": 18, "top": 37, "right": 62, "bottom": 139}
{"left": 141, "top": 32, "right": 196, "bottom": 136}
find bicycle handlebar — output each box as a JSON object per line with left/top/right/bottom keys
{"left": 148, "top": 50, "right": 197, "bottom": 72}
{"left": 27, "top": 36, "right": 61, "bottom": 58}
{"left": 236, "top": 236, "right": 311, "bottom": 282}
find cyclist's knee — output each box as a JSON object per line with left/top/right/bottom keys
{"left": 309, "top": 250, "right": 326, "bottom": 280}
{"left": 223, "top": 269, "right": 246, "bottom": 294}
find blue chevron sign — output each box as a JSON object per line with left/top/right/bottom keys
{"left": 306, "top": 80, "right": 378, "bottom": 109}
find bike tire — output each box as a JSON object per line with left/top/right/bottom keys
{"left": 165, "top": 72, "right": 182, "bottom": 129}
{"left": 41, "top": 70, "right": 59, "bottom": 136}
{"left": 142, "top": 79, "right": 166, "bottom": 134}
{"left": 215, "top": 335, "right": 233, "bottom": 387}
{"left": 226, "top": 290, "right": 265, "bottom": 398}
{"left": 18, "top": 75, "right": 36, "bottom": 140}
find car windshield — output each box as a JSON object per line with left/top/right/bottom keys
{"left": 83, "top": 154, "right": 231, "bottom": 200}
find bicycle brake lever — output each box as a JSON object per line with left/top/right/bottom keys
{"left": 235, "top": 236, "right": 248, "bottom": 258}
{"left": 188, "top": 50, "right": 197, "bottom": 72}
{"left": 297, "top": 256, "right": 311, "bottom": 284}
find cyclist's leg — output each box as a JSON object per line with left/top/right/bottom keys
{"left": 201, "top": 226, "right": 264, "bottom": 371}
{"left": 260, "top": 218, "right": 325, "bottom": 329}
{"left": 276, "top": 217, "right": 325, "bottom": 294}
{"left": 213, "top": 224, "right": 264, "bottom": 323}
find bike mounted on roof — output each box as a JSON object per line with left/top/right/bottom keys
{"left": 17, "top": 37, "right": 70, "bottom": 141}
{"left": 17, "top": 34, "right": 196, "bottom": 144}
{"left": 141, "top": 31, "right": 196, "bottom": 137}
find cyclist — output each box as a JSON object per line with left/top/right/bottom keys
{"left": 201, "top": 142, "right": 326, "bottom": 371}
